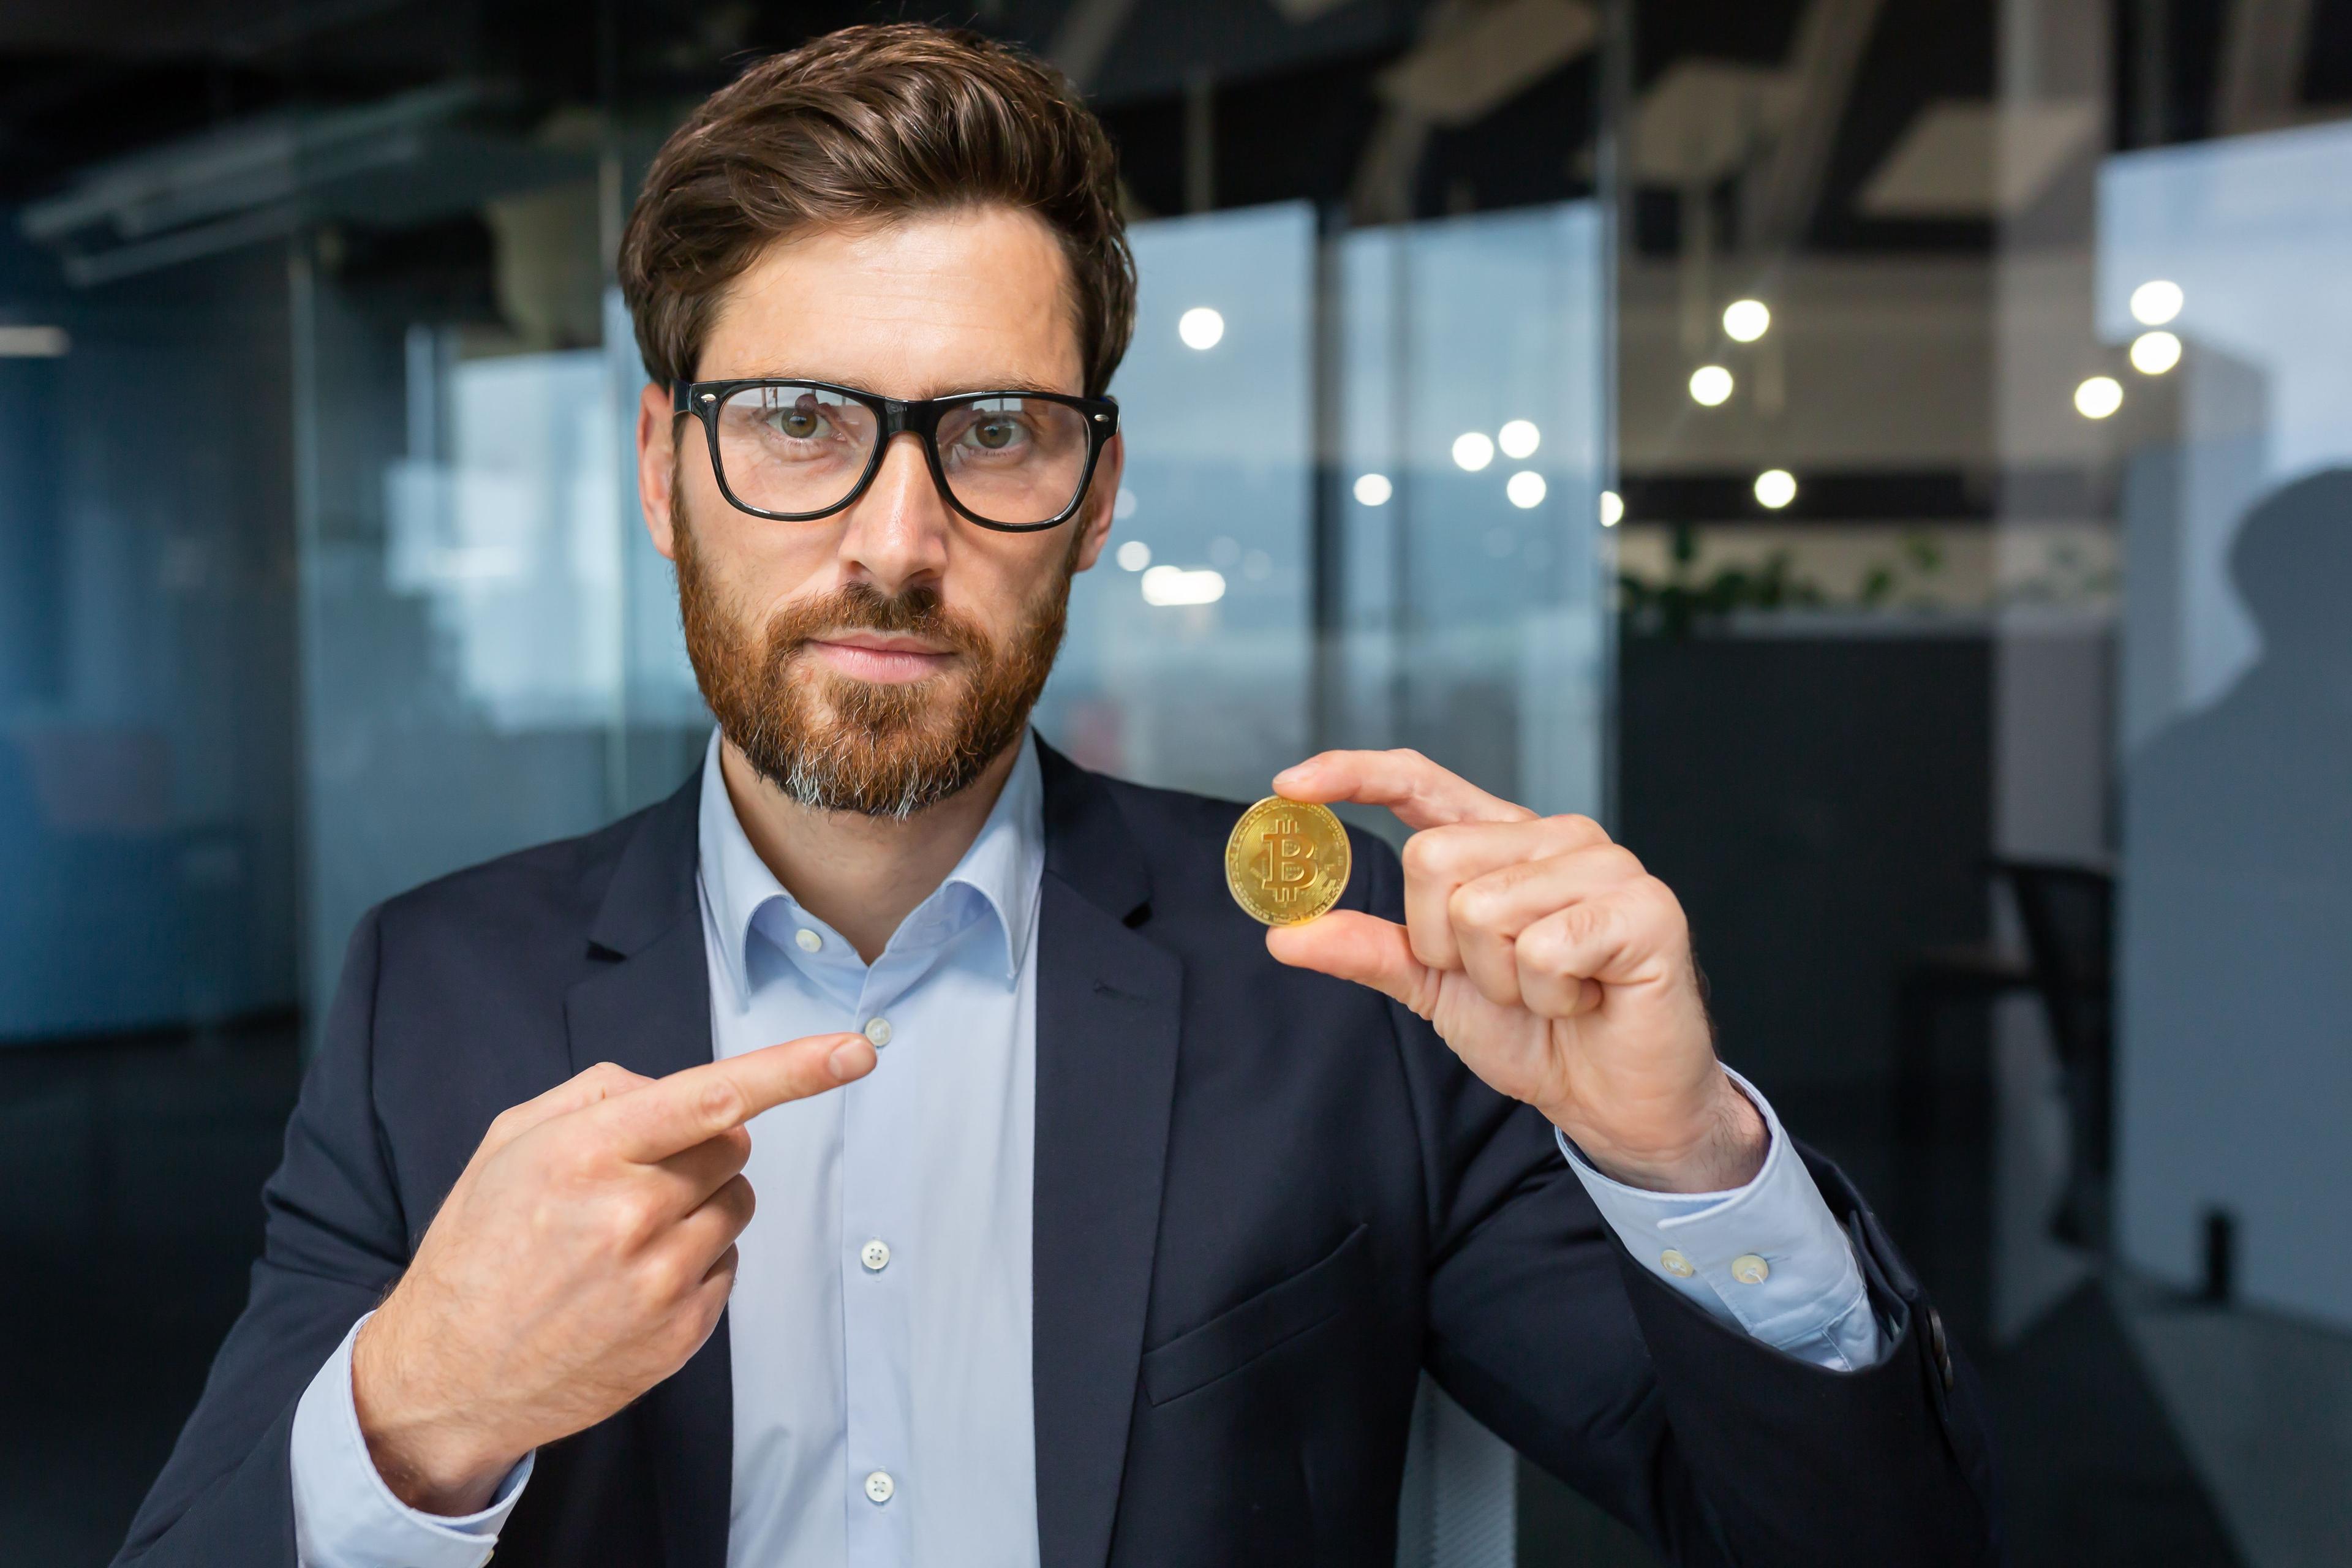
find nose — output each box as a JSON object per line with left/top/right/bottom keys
{"left": 834, "top": 432, "right": 953, "bottom": 597}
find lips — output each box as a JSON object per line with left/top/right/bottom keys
{"left": 803, "top": 635, "right": 956, "bottom": 684}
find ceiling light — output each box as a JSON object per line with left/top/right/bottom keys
{"left": 1599, "top": 490, "right": 1624, "bottom": 527}
{"left": 2074, "top": 375, "right": 2123, "bottom": 419}
{"left": 1753, "top": 469, "right": 1797, "bottom": 509}
{"left": 1497, "top": 419, "right": 1540, "bottom": 459}
{"left": 1177, "top": 306, "right": 1224, "bottom": 350}
{"left": 2129, "top": 279, "right": 2184, "bottom": 326}
{"left": 0, "top": 325, "right": 68, "bottom": 357}
{"left": 1140, "top": 564, "right": 1226, "bottom": 606}
{"left": 1506, "top": 470, "right": 1547, "bottom": 508}
{"left": 1452, "top": 431, "right": 1496, "bottom": 471}
{"left": 2130, "top": 330, "right": 2182, "bottom": 375}
{"left": 1722, "top": 299, "right": 1770, "bottom": 342}
{"left": 1115, "top": 540, "right": 1151, "bottom": 571}
{"left": 1353, "top": 472, "right": 1393, "bottom": 507}
{"left": 1689, "top": 364, "right": 1734, "bottom": 407}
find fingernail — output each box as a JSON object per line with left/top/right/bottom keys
{"left": 829, "top": 1039, "right": 875, "bottom": 1080}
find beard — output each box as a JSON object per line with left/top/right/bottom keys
{"left": 673, "top": 494, "right": 1079, "bottom": 820}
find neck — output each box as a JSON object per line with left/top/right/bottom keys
{"left": 717, "top": 734, "right": 1025, "bottom": 964}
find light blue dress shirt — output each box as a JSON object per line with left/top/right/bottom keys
{"left": 287, "top": 728, "right": 1882, "bottom": 1567}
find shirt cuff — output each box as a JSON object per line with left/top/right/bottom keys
{"left": 289, "top": 1312, "right": 535, "bottom": 1568}
{"left": 1555, "top": 1066, "right": 1886, "bottom": 1371}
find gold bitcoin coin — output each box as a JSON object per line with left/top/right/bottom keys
{"left": 1225, "top": 796, "right": 1352, "bottom": 926}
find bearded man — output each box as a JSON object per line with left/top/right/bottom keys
{"left": 117, "top": 24, "right": 1996, "bottom": 1568}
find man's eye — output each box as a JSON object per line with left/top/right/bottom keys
{"left": 965, "top": 418, "right": 1025, "bottom": 451}
{"left": 775, "top": 409, "right": 824, "bottom": 439}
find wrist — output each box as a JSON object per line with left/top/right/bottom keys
{"left": 1550, "top": 1071, "right": 1767, "bottom": 1194}
{"left": 352, "top": 1302, "right": 519, "bottom": 1517}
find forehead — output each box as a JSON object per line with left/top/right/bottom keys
{"left": 698, "top": 205, "right": 1085, "bottom": 398}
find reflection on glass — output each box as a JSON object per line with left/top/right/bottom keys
{"left": 296, "top": 272, "right": 632, "bottom": 1022}
{"left": 2104, "top": 124, "right": 2352, "bottom": 1336}
{"left": 1038, "top": 203, "right": 1315, "bottom": 799}
{"left": 385, "top": 337, "right": 621, "bottom": 731}
{"left": 1338, "top": 204, "right": 1607, "bottom": 821}
{"left": 1042, "top": 201, "right": 1606, "bottom": 830}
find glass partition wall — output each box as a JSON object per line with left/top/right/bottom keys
{"left": 1608, "top": 1, "right": 2352, "bottom": 1563}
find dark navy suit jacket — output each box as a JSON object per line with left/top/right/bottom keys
{"left": 118, "top": 740, "right": 1999, "bottom": 1566}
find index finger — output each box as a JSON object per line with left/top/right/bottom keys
{"left": 599, "top": 1032, "right": 875, "bottom": 1163}
{"left": 1272, "top": 749, "right": 1534, "bottom": 832}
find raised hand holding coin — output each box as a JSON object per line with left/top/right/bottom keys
{"left": 1258, "top": 749, "right": 1765, "bottom": 1194}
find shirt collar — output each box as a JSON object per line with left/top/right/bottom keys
{"left": 695, "top": 726, "right": 1044, "bottom": 1005}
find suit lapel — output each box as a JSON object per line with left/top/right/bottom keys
{"left": 1031, "top": 741, "right": 1184, "bottom": 1568}
{"left": 555, "top": 746, "right": 1185, "bottom": 1568}
{"left": 564, "top": 767, "right": 731, "bottom": 1568}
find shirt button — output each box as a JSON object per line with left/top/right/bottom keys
{"left": 861, "top": 1238, "right": 891, "bottom": 1272}
{"left": 1659, "top": 1249, "right": 1695, "bottom": 1277}
{"left": 864, "top": 1469, "right": 895, "bottom": 1504}
{"left": 794, "top": 927, "right": 823, "bottom": 953}
{"left": 1731, "top": 1253, "right": 1771, "bottom": 1284}
{"left": 864, "top": 1016, "right": 893, "bottom": 1049}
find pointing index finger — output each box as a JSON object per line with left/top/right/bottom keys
{"left": 601, "top": 1032, "right": 875, "bottom": 1163}
{"left": 1272, "top": 749, "right": 1534, "bottom": 832}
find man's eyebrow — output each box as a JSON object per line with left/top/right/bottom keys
{"left": 723, "top": 372, "right": 1080, "bottom": 399}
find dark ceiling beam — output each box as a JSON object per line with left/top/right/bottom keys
{"left": 2214, "top": 0, "right": 2316, "bottom": 134}
{"left": 1738, "top": 0, "right": 1886, "bottom": 253}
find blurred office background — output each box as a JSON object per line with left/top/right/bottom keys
{"left": 1, "top": 1, "right": 2346, "bottom": 1563}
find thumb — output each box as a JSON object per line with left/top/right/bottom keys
{"left": 1266, "top": 911, "right": 1438, "bottom": 1019}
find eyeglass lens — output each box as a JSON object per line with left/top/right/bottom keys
{"left": 711, "top": 383, "right": 1092, "bottom": 525}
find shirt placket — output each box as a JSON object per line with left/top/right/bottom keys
{"left": 837, "top": 943, "right": 934, "bottom": 1567}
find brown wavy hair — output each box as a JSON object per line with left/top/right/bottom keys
{"left": 619, "top": 22, "right": 1137, "bottom": 397}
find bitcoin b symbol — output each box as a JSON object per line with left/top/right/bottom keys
{"left": 1225, "top": 796, "right": 1350, "bottom": 925}
{"left": 1252, "top": 813, "right": 1317, "bottom": 905}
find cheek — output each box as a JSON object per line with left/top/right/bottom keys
{"left": 688, "top": 489, "right": 843, "bottom": 614}
{"left": 962, "top": 536, "right": 1072, "bottom": 628}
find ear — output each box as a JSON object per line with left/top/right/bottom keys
{"left": 636, "top": 382, "right": 680, "bottom": 561}
{"left": 1070, "top": 431, "right": 1124, "bottom": 574}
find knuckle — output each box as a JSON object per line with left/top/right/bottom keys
{"left": 1561, "top": 899, "right": 1613, "bottom": 948}
{"left": 1401, "top": 826, "right": 1463, "bottom": 880}
{"left": 1634, "top": 874, "right": 1687, "bottom": 930}
{"left": 694, "top": 1076, "right": 748, "bottom": 1130}
{"left": 1594, "top": 842, "right": 1644, "bottom": 880}
{"left": 1517, "top": 919, "right": 1571, "bottom": 973}
{"left": 1400, "top": 830, "right": 1440, "bottom": 877}
{"left": 1551, "top": 812, "right": 1608, "bottom": 845}
{"left": 638, "top": 1257, "right": 692, "bottom": 1313}
{"left": 608, "top": 1190, "right": 665, "bottom": 1248}
{"left": 1449, "top": 878, "right": 1502, "bottom": 931}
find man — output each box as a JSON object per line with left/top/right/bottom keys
{"left": 119, "top": 24, "right": 1996, "bottom": 1568}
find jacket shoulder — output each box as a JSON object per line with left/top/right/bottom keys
{"left": 369, "top": 794, "right": 666, "bottom": 954}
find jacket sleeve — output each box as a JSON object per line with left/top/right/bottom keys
{"left": 1359, "top": 837, "right": 2003, "bottom": 1567}
{"left": 114, "top": 906, "right": 413, "bottom": 1567}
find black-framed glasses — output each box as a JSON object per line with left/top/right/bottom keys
{"left": 673, "top": 378, "right": 1120, "bottom": 532}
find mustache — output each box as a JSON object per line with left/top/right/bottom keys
{"left": 766, "top": 581, "right": 989, "bottom": 663}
